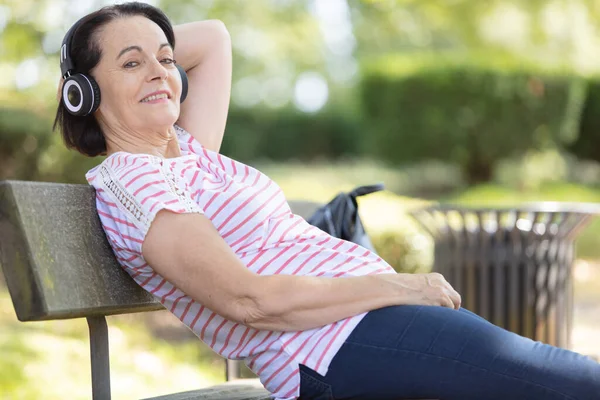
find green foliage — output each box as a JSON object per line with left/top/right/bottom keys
{"left": 221, "top": 107, "right": 364, "bottom": 163}
{"left": 568, "top": 79, "right": 600, "bottom": 163}
{"left": 360, "top": 55, "right": 581, "bottom": 183}
{"left": 160, "top": 0, "right": 325, "bottom": 101}
{"left": 372, "top": 230, "right": 430, "bottom": 273}
{"left": 351, "top": 0, "right": 600, "bottom": 75}
{"left": 1, "top": 21, "right": 42, "bottom": 62}
{"left": 0, "top": 107, "right": 54, "bottom": 181}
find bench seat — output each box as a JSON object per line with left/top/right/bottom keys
{"left": 142, "top": 379, "right": 271, "bottom": 400}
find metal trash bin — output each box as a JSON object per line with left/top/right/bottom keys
{"left": 409, "top": 202, "right": 600, "bottom": 349}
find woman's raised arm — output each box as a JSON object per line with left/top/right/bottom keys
{"left": 172, "top": 20, "right": 232, "bottom": 153}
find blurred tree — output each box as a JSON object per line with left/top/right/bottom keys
{"left": 159, "top": 0, "right": 325, "bottom": 110}
{"left": 568, "top": 80, "right": 600, "bottom": 163}
{"left": 1, "top": 0, "right": 600, "bottom": 183}
{"left": 350, "top": 0, "right": 600, "bottom": 70}
{"left": 0, "top": 107, "right": 53, "bottom": 180}
{"left": 360, "top": 57, "right": 580, "bottom": 184}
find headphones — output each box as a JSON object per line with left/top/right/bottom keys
{"left": 60, "top": 17, "right": 188, "bottom": 117}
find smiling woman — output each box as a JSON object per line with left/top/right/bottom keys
{"left": 51, "top": 2, "right": 600, "bottom": 400}
{"left": 53, "top": 2, "right": 231, "bottom": 158}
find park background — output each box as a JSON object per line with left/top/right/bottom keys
{"left": 1, "top": 0, "right": 600, "bottom": 398}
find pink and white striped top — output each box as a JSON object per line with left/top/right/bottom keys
{"left": 85, "top": 124, "right": 396, "bottom": 399}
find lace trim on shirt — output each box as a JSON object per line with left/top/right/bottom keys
{"left": 99, "top": 164, "right": 149, "bottom": 231}
{"left": 156, "top": 157, "right": 200, "bottom": 213}
{"left": 99, "top": 156, "right": 201, "bottom": 234}
{"left": 173, "top": 124, "right": 188, "bottom": 139}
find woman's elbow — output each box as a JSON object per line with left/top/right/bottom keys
{"left": 204, "top": 19, "right": 231, "bottom": 42}
{"left": 238, "top": 297, "right": 268, "bottom": 329}
{"left": 211, "top": 276, "right": 287, "bottom": 330}
{"left": 233, "top": 290, "right": 284, "bottom": 331}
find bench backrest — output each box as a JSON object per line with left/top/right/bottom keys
{"left": 0, "top": 180, "right": 321, "bottom": 322}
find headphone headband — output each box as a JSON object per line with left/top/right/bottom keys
{"left": 60, "top": 18, "right": 83, "bottom": 78}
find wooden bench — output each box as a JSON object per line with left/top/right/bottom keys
{"left": 0, "top": 180, "right": 322, "bottom": 400}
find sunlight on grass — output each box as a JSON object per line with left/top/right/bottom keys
{"left": 0, "top": 290, "right": 223, "bottom": 399}
{"left": 445, "top": 182, "right": 600, "bottom": 206}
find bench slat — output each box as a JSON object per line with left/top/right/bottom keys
{"left": 141, "top": 380, "right": 271, "bottom": 400}
{"left": 0, "top": 181, "right": 161, "bottom": 321}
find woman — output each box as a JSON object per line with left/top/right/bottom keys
{"left": 53, "top": 2, "right": 600, "bottom": 399}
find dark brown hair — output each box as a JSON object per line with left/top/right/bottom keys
{"left": 52, "top": 1, "right": 175, "bottom": 157}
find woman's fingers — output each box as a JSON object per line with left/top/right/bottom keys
{"left": 440, "top": 293, "right": 455, "bottom": 309}
{"left": 446, "top": 288, "right": 462, "bottom": 310}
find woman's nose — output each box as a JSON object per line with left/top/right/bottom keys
{"left": 147, "top": 59, "right": 168, "bottom": 82}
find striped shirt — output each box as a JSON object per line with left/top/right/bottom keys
{"left": 85, "top": 124, "right": 396, "bottom": 399}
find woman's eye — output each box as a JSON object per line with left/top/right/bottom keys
{"left": 123, "top": 59, "right": 175, "bottom": 68}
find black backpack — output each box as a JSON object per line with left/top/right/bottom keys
{"left": 307, "top": 183, "right": 385, "bottom": 253}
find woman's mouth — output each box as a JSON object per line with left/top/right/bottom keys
{"left": 140, "top": 93, "right": 169, "bottom": 104}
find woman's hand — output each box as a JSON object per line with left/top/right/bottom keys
{"left": 251, "top": 271, "right": 462, "bottom": 331}
{"left": 378, "top": 272, "right": 462, "bottom": 310}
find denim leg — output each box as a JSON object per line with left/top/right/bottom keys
{"left": 317, "top": 305, "right": 600, "bottom": 400}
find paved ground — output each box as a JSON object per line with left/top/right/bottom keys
{"left": 572, "top": 259, "right": 600, "bottom": 360}
{"left": 573, "top": 311, "right": 600, "bottom": 360}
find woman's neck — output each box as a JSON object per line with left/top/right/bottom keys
{"left": 102, "top": 124, "right": 181, "bottom": 159}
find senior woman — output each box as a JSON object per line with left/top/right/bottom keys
{"left": 53, "top": 2, "right": 599, "bottom": 400}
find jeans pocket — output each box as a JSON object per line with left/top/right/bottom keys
{"left": 298, "top": 364, "right": 334, "bottom": 400}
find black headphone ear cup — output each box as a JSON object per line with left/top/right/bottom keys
{"left": 176, "top": 64, "right": 188, "bottom": 103}
{"left": 87, "top": 75, "right": 101, "bottom": 114}
{"left": 61, "top": 73, "right": 101, "bottom": 116}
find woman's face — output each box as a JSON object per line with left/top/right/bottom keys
{"left": 92, "top": 16, "right": 181, "bottom": 134}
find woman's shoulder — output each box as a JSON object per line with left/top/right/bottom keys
{"left": 85, "top": 151, "right": 158, "bottom": 188}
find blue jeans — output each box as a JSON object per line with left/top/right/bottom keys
{"left": 298, "top": 305, "right": 600, "bottom": 400}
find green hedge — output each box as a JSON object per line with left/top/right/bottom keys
{"left": 568, "top": 79, "right": 600, "bottom": 162}
{"left": 0, "top": 107, "right": 53, "bottom": 181}
{"left": 221, "top": 107, "right": 364, "bottom": 163}
{"left": 359, "top": 55, "right": 582, "bottom": 184}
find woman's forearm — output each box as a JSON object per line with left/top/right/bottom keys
{"left": 171, "top": 20, "right": 232, "bottom": 153}
{"left": 244, "top": 274, "right": 399, "bottom": 332}
{"left": 172, "top": 20, "right": 230, "bottom": 72}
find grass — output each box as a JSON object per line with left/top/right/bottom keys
{"left": 0, "top": 290, "right": 223, "bottom": 400}
{"left": 442, "top": 181, "right": 600, "bottom": 205}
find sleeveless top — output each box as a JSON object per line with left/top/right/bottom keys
{"left": 85, "top": 124, "right": 396, "bottom": 399}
